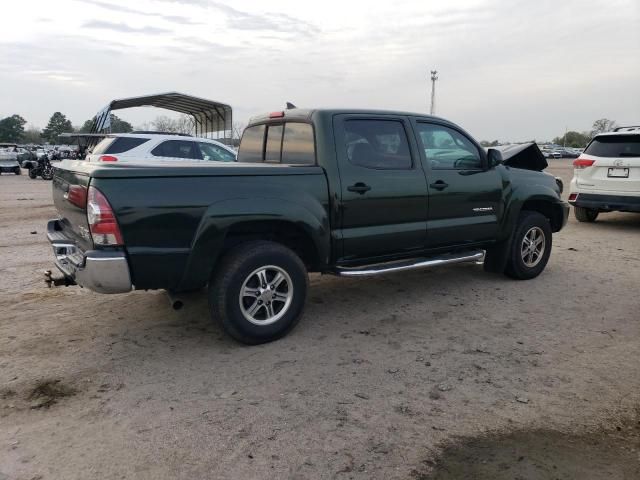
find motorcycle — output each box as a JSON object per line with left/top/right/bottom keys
{"left": 25, "top": 154, "right": 54, "bottom": 180}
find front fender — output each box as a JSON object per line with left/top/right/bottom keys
{"left": 177, "top": 195, "right": 330, "bottom": 290}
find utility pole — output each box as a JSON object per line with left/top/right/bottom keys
{"left": 430, "top": 70, "right": 438, "bottom": 115}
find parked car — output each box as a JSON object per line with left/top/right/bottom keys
{"left": 569, "top": 126, "right": 640, "bottom": 221}
{"left": 46, "top": 108, "right": 568, "bottom": 344}
{"left": 556, "top": 147, "right": 580, "bottom": 158}
{"left": 0, "top": 144, "right": 21, "bottom": 175}
{"left": 85, "top": 133, "right": 237, "bottom": 163}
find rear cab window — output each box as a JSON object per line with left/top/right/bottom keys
{"left": 238, "top": 122, "right": 315, "bottom": 165}
{"left": 584, "top": 135, "right": 640, "bottom": 157}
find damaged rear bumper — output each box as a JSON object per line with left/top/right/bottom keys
{"left": 46, "top": 219, "right": 132, "bottom": 294}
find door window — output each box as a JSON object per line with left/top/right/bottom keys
{"left": 344, "top": 120, "right": 412, "bottom": 169}
{"left": 415, "top": 123, "right": 482, "bottom": 170}
{"left": 151, "top": 140, "right": 199, "bottom": 159}
{"left": 197, "top": 142, "right": 236, "bottom": 162}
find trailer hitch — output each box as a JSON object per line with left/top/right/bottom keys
{"left": 44, "top": 270, "right": 75, "bottom": 288}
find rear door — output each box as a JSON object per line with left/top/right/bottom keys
{"left": 577, "top": 134, "right": 640, "bottom": 193}
{"left": 412, "top": 120, "right": 503, "bottom": 248}
{"left": 334, "top": 115, "right": 428, "bottom": 261}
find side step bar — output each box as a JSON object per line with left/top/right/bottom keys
{"left": 334, "top": 250, "right": 485, "bottom": 277}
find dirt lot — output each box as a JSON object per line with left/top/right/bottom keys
{"left": 1, "top": 160, "right": 638, "bottom": 479}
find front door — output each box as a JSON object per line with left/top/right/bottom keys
{"left": 412, "top": 120, "right": 504, "bottom": 248}
{"left": 334, "top": 115, "right": 428, "bottom": 262}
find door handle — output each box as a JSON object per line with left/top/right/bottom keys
{"left": 347, "top": 182, "right": 371, "bottom": 194}
{"left": 429, "top": 180, "right": 449, "bottom": 190}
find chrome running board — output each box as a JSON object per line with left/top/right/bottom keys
{"left": 335, "top": 250, "right": 485, "bottom": 277}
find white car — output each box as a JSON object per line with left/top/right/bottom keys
{"left": 568, "top": 126, "right": 640, "bottom": 222}
{"left": 85, "top": 133, "right": 236, "bottom": 163}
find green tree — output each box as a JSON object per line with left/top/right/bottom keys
{"left": 110, "top": 114, "right": 133, "bottom": 133}
{"left": 78, "top": 114, "right": 133, "bottom": 134}
{"left": 590, "top": 118, "right": 617, "bottom": 137}
{"left": 22, "top": 126, "right": 42, "bottom": 144}
{"left": 78, "top": 119, "right": 94, "bottom": 133}
{"left": 552, "top": 131, "right": 590, "bottom": 148}
{"left": 0, "top": 114, "right": 27, "bottom": 142}
{"left": 42, "top": 112, "right": 73, "bottom": 143}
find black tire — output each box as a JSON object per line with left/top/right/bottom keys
{"left": 574, "top": 206, "right": 598, "bottom": 222}
{"left": 209, "top": 241, "right": 308, "bottom": 345}
{"left": 14, "top": 167, "right": 21, "bottom": 175}
{"left": 28, "top": 168, "right": 37, "bottom": 179}
{"left": 504, "top": 211, "right": 552, "bottom": 280}
{"left": 41, "top": 168, "right": 53, "bottom": 180}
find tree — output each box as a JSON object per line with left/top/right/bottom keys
{"left": 42, "top": 112, "right": 73, "bottom": 143}
{"left": 552, "top": 131, "right": 590, "bottom": 148}
{"left": 232, "top": 122, "right": 245, "bottom": 146}
{"left": 151, "top": 114, "right": 194, "bottom": 134}
{"left": 22, "top": 126, "right": 42, "bottom": 144}
{"left": 110, "top": 114, "right": 133, "bottom": 133}
{"left": 77, "top": 114, "right": 132, "bottom": 134}
{"left": 591, "top": 118, "right": 617, "bottom": 138}
{"left": 78, "top": 119, "right": 94, "bottom": 133}
{"left": 0, "top": 114, "right": 27, "bottom": 142}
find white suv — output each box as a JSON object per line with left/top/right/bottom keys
{"left": 568, "top": 126, "right": 640, "bottom": 222}
{"left": 86, "top": 133, "right": 236, "bottom": 164}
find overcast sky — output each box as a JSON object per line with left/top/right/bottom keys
{"left": 1, "top": 0, "right": 638, "bottom": 141}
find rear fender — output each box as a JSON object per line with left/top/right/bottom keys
{"left": 177, "top": 196, "right": 329, "bottom": 290}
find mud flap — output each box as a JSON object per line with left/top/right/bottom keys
{"left": 483, "top": 234, "right": 514, "bottom": 273}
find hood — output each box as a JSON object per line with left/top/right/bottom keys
{"left": 489, "top": 143, "right": 548, "bottom": 171}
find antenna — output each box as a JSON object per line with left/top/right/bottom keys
{"left": 430, "top": 70, "right": 438, "bottom": 115}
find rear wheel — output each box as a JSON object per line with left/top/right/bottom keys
{"left": 28, "top": 168, "right": 37, "bottom": 179}
{"left": 574, "top": 206, "right": 599, "bottom": 222}
{"left": 209, "top": 241, "right": 308, "bottom": 344}
{"left": 505, "top": 211, "right": 552, "bottom": 280}
{"left": 41, "top": 167, "right": 53, "bottom": 180}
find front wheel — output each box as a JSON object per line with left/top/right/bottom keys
{"left": 574, "top": 206, "right": 598, "bottom": 222}
{"left": 504, "top": 211, "right": 552, "bottom": 280}
{"left": 209, "top": 241, "right": 308, "bottom": 344}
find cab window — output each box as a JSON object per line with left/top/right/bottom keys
{"left": 415, "top": 123, "right": 482, "bottom": 170}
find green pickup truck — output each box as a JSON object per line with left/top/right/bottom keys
{"left": 47, "top": 109, "right": 569, "bottom": 344}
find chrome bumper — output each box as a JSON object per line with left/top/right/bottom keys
{"left": 47, "top": 219, "right": 132, "bottom": 294}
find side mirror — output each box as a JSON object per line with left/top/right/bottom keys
{"left": 487, "top": 148, "right": 503, "bottom": 168}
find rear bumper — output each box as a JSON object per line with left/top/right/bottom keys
{"left": 47, "top": 219, "right": 132, "bottom": 294}
{"left": 569, "top": 193, "right": 640, "bottom": 213}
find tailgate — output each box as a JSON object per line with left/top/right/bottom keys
{"left": 52, "top": 165, "right": 93, "bottom": 252}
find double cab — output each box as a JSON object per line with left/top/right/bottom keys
{"left": 48, "top": 109, "right": 569, "bottom": 344}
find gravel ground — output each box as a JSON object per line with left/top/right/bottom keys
{"left": 0, "top": 159, "right": 638, "bottom": 479}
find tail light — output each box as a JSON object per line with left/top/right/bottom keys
{"left": 87, "top": 186, "right": 123, "bottom": 246}
{"left": 65, "top": 185, "right": 87, "bottom": 208}
{"left": 568, "top": 193, "right": 578, "bottom": 201}
{"left": 269, "top": 111, "right": 285, "bottom": 118}
{"left": 573, "top": 157, "right": 595, "bottom": 168}
{"left": 99, "top": 155, "right": 118, "bottom": 162}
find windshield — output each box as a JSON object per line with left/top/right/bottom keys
{"left": 584, "top": 135, "right": 640, "bottom": 157}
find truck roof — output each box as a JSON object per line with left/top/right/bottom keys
{"left": 248, "top": 108, "right": 452, "bottom": 125}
